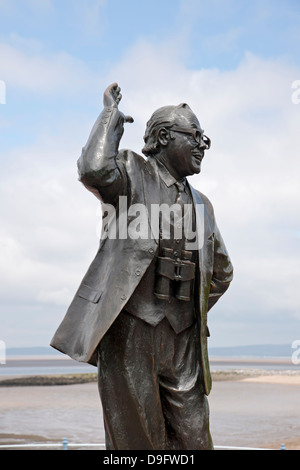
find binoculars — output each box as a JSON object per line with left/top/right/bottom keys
{"left": 154, "top": 248, "right": 196, "bottom": 302}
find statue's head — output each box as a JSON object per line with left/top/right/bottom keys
{"left": 142, "top": 104, "right": 211, "bottom": 178}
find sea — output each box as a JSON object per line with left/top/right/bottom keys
{"left": 0, "top": 344, "right": 299, "bottom": 377}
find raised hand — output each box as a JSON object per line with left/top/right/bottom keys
{"left": 103, "top": 82, "right": 122, "bottom": 107}
{"left": 103, "top": 82, "right": 134, "bottom": 123}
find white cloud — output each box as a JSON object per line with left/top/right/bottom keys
{"left": 37, "top": 287, "right": 73, "bottom": 306}
{"left": 0, "top": 40, "right": 97, "bottom": 96}
{"left": 0, "top": 130, "right": 101, "bottom": 309}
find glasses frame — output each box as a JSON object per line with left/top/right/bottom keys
{"left": 169, "top": 126, "right": 211, "bottom": 149}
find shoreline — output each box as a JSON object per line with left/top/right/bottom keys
{"left": 1, "top": 368, "right": 300, "bottom": 387}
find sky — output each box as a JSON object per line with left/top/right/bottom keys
{"left": 0, "top": 0, "right": 300, "bottom": 351}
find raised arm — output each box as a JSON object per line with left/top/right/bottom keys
{"left": 77, "top": 83, "right": 134, "bottom": 203}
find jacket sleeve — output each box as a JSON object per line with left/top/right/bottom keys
{"left": 77, "top": 105, "right": 127, "bottom": 205}
{"left": 207, "top": 223, "right": 233, "bottom": 312}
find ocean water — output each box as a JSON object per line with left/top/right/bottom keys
{"left": 209, "top": 357, "right": 298, "bottom": 372}
{"left": 0, "top": 355, "right": 298, "bottom": 377}
{"left": 0, "top": 357, "right": 96, "bottom": 377}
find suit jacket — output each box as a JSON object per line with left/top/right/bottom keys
{"left": 50, "top": 104, "right": 233, "bottom": 395}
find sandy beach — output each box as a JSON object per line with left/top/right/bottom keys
{"left": 1, "top": 368, "right": 300, "bottom": 451}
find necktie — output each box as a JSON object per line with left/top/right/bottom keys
{"left": 175, "top": 180, "right": 186, "bottom": 204}
{"left": 174, "top": 180, "right": 187, "bottom": 238}
{"left": 174, "top": 179, "right": 195, "bottom": 246}
{"left": 175, "top": 180, "right": 190, "bottom": 215}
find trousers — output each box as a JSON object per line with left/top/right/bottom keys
{"left": 97, "top": 310, "right": 213, "bottom": 450}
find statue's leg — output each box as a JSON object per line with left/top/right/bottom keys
{"left": 158, "top": 321, "right": 214, "bottom": 450}
{"left": 97, "top": 311, "right": 166, "bottom": 450}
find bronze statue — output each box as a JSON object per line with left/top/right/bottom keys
{"left": 51, "top": 83, "right": 233, "bottom": 450}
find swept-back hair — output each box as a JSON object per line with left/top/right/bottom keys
{"left": 142, "top": 103, "right": 191, "bottom": 157}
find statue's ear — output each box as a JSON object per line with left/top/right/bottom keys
{"left": 157, "top": 127, "right": 169, "bottom": 147}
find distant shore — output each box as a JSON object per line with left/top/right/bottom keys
{"left": 0, "top": 373, "right": 98, "bottom": 387}
{"left": 1, "top": 368, "right": 300, "bottom": 387}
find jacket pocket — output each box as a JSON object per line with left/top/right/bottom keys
{"left": 77, "top": 284, "right": 102, "bottom": 303}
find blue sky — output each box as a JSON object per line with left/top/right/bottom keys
{"left": 0, "top": 0, "right": 300, "bottom": 351}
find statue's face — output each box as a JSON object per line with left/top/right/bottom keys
{"left": 164, "top": 110, "right": 209, "bottom": 178}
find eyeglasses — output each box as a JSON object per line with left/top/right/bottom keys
{"left": 170, "top": 127, "right": 211, "bottom": 149}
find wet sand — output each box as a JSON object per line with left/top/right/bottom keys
{"left": 209, "top": 374, "right": 300, "bottom": 450}
{"left": 0, "top": 370, "right": 299, "bottom": 451}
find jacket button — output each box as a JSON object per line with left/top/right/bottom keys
{"left": 135, "top": 269, "right": 141, "bottom": 276}
{"left": 121, "top": 295, "right": 127, "bottom": 301}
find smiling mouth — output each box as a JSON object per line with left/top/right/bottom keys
{"left": 192, "top": 152, "right": 204, "bottom": 162}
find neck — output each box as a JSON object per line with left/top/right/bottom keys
{"left": 155, "top": 153, "right": 184, "bottom": 181}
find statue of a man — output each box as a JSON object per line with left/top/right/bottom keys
{"left": 51, "top": 83, "right": 233, "bottom": 450}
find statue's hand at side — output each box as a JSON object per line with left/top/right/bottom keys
{"left": 103, "top": 82, "right": 134, "bottom": 124}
